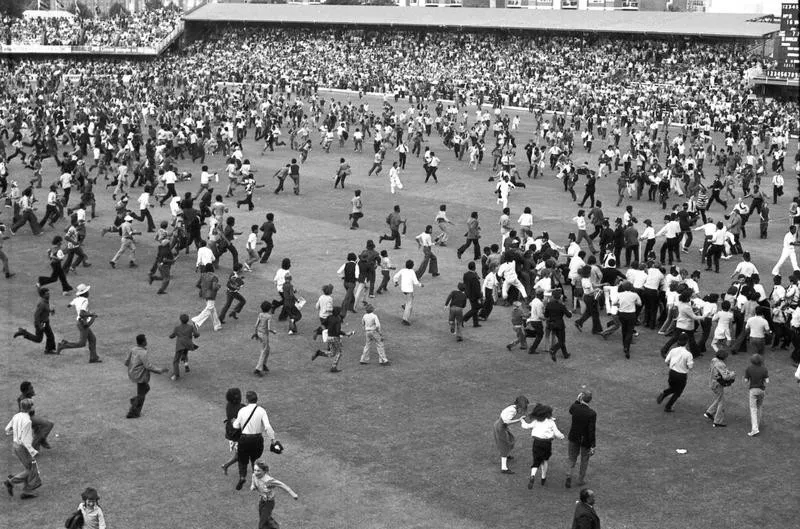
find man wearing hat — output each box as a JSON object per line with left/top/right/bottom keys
{"left": 109, "top": 214, "right": 141, "bottom": 269}
{"left": 360, "top": 304, "right": 390, "bottom": 365}
{"left": 56, "top": 283, "right": 100, "bottom": 363}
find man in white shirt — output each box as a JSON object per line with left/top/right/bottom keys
{"left": 641, "top": 264, "right": 664, "bottom": 329}
{"left": 495, "top": 175, "right": 515, "bottom": 209}
{"left": 195, "top": 241, "right": 215, "bottom": 270}
{"left": 415, "top": 225, "right": 439, "bottom": 279}
{"left": 498, "top": 259, "right": 528, "bottom": 301}
{"left": 656, "top": 214, "right": 681, "bottom": 265}
{"left": 393, "top": 259, "right": 422, "bottom": 325}
{"left": 59, "top": 171, "right": 73, "bottom": 206}
{"left": 526, "top": 290, "right": 545, "bottom": 354}
{"left": 232, "top": 391, "right": 280, "bottom": 491}
{"left": 694, "top": 218, "right": 717, "bottom": 259}
{"left": 740, "top": 306, "right": 771, "bottom": 355}
{"left": 159, "top": 168, "right": 178, "bottom": 206}
{"left": 40, "top": 184, "right": 60, "bottom": 228}
{"left": 732, "top": 252, "right": 758, "bottom": 279}
{"left": 56, "top": 283, "right": 100, "bottom": 362}
{"left": 771, "top": 225, "right": 799, "bottom": 276}
{"left": 639, "top": 219, "right": 657, "bottom": 259}
{"left": 656, "top": 334, "right": 694, "bottom": 412}
{"left": 133, "top": 187, "right": 155, "bottom": 232}
{"left": 4, "top": 399, "right": 38, "bottom": 499}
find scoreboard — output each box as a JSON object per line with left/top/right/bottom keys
{"left": 768, "top": 2, "right": 799, "bottom": 79}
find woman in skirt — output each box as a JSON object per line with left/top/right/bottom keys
{"left": 493, "top": 395, "right": 529, "bottom": 474}
{"left": 520, "top": 403, "right": 564, "bottom": 489}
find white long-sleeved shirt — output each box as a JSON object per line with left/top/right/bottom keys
{"left": 640, "top": 226, "right": 655, "bottom": 240}
{"left": 520, "top": 417, "right": 565, "bottom": 440}
{"left": 695, "top": 222, "right": 717, "bottom": 236}
{"left": 5, "top": 412, "right": 36, "bottom": 456}
{"left": 656, "top": 220, "right": 681, "bottom": 239}
{"left": 337, "top": 261, "right": 360, "bottom": 279}
{"left": 518, "top": 213, "right": 533, "bottom": 230}
{"left": 393, "top": 268, "right": 421, "bottom": 293}
{"left": 528, "top": 297, "right": 545, "bottom": 322}
{"left": 782, "top": 232, "right": 796, "bottom": 250}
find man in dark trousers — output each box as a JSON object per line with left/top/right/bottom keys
{"left": 14, "top": 288, "right": 56, "bottom": 354}
{"left": 456, "top": 211, "right": 481, "bottom": 261}
{"left": 565, "top": 389, "right": 596, "bottom": 489}
{"left": 258, "top": 213, "right": 277, "bottom": 264}
{"left": 461, "top": 261, "right": 483, "bottom": 328}
{"left": 572, "top": 488, "right": 601, "bottom": 529}
{"left": 233, "top": 391, "right": 282, "bottom": 491}
{"left": 124, "top": 334, "right": 167, "bottom": 419}
{"left": 379, "top": 205, "right": 404, "bottom": 249}
{"left": 578, "top": 164, "right": 597, "bottom": 208}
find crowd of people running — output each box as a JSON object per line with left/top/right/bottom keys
{"left": 2, "top": 19, "right": 800, "bottom": 529}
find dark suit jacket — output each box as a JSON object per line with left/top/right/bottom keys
{"left": 568, "top": 401, "right": 597, "bottom": 448}
{"left": 572, "top": 502, "right": 600, "bottom": 529}
{"left": 462, "top": 271, "right": 482, "bottom": 301}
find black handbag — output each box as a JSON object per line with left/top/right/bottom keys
{"left": 65, "top": 510, "right": 84, "bottom": 529}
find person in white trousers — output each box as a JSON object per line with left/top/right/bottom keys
{"left": 192, "top": 263, "right": 222, "bottom": 332}
{"left": 771, "top": 225, "right": 799, "bottom": 276}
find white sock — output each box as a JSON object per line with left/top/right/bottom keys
{"left": 501, "top": 457, "right": 508, "bottom": 471}
{"left": 530, "top": 467, "right": 537, "bottom": 478}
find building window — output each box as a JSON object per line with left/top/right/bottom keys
{"left": 561, "top": 0, "right": 578, "bottom": 9}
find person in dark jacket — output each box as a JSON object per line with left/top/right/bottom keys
{"left": 572, "top": 488, "right": 601, "bottom": 529}
{"left": 219, "top": 263, "right": 246, "bottom": 324}
{"left": 14, "top": 288, "right": 56, "bottom": 354}
{"left": 544, "top": 289, "right": 572, "bottom": 361}
{"left": 565, "top": 389, "right": 597, "bottom": 489}
{"left": 191, "top": 263, "right": 222, "bottom": 332}
{"left": 312, "top": 306, "right": 354, "bottom": 372}
{"left": 444, "top": 282, "right": 468, "bottom": 341}
{"left": 124, "top": 334, "right": 167, "bottom": 419}
{"left": 461, "top": 261, "right": 483, "bottom": 327}
{"left": 456, "top": 211, "right": 482, "bottom": 261}
{"left": 168, "top": 313, "right": 199, "bottom": 380}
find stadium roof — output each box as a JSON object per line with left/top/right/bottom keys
{"left": 183, "top": 5, "right": 779, "bottom": 39}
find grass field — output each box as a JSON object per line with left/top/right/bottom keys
{"left": 2, "top": 93, "right": 799, "bottom": 529}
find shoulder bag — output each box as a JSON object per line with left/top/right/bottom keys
{"left": 228, "top": 405, "right": 258, "bottom": 442}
